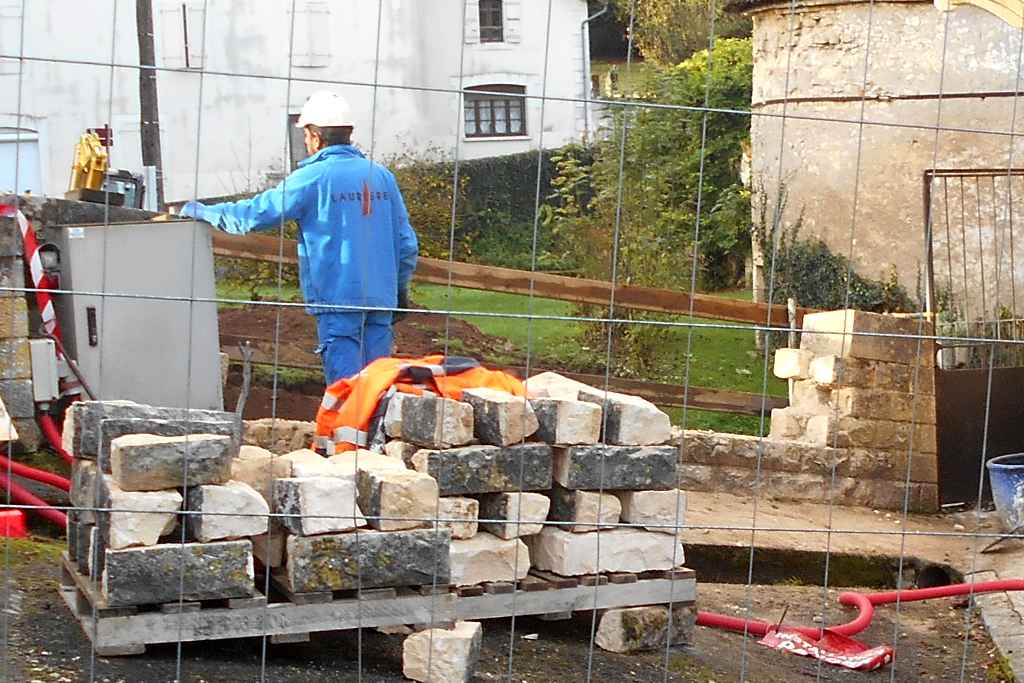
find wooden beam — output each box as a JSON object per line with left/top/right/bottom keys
{"left": 210, "top": 232, "right": 808, "bottom": 326}
{"left": 220, "top": 337, "right": 787, "bottom": 416}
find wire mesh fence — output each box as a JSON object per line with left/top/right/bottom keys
{"left": 1, "top": 0, "right": 1024, "bottom": 681}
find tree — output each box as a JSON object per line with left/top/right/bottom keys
{"left": 614, "top": 0, "right": 751, "bottom": 65}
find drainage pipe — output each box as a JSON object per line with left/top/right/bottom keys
{"left": 0, "top": 473, "right": 68, "bottom": 527}
{"left": 696, "top": 579, "right": 1024, "bottom": 639}
{"left": 37, "top": 413, "right": 74, "bottom": 465}
{"left": 0, "top": 455, "right": 70, "bottom": 492}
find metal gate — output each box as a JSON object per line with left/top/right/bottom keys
{"left": 924, "top": 168, "right": 1024, "bottom": 505}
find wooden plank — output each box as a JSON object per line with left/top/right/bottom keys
{"left": 160, "top": 602, "right": 201, "bottom": 614}
{"left": 210, "top": 232, "right": 810, "bottom": 326}
{"left": 519, "top": 576, "right": 552, "bottom": 592}
{"left": 579, "top": 575, "right": 609, "bottom": 587}
{"left": 456, "top": 585, "right": 485, "bottom": 597}
{"left": 61, "top": 554, "right": 138, "bottom": 618}
{"left": 529, "top": 570, "right": 578, "bottom": 589}
{"left": 227, "top": 593, "right": 268, "bottom": 609}
{"left": 483, "top": 582, "right": 515, "bottom": 595}
{"left": 270, "top": 570, "right": 333, "bottom": 605}
{"left": 59, "top": 587, "right": 147, "bottom": 656}
{"left": 270, "top": 632, "right": 311, "bottom": 644}
{"left": 609, "top": 573, "right": 638, "bottom": 585}
{"left": 219, "top": 341, "right": 787, "bottom": 416}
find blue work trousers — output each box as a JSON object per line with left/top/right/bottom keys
{"left": 315, "top": 311, "right": 393, "bottom": 385}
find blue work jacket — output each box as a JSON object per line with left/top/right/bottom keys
{"left": 188, "top": 145, "right": 418, "bottom": 316}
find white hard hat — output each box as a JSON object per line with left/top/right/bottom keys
{"left": 295, "top": 91, "right": 354, "bottom": 128}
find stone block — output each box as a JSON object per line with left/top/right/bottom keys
{"left": 356, "top": 469, "right": 438, "bottom": 531}
{"left": 242, "top": 418, "right": 316, "bottom": 454}
{"left": 800, "top": 310, "right": 935, "bottom": 365}
{"left": 477, "top": 492, "right": 550, "bottom": 539}
{"left": 530, "top": 398, "right": 602, "bottom": 446}
{"left": 525, "top": 371, "right": 592, "bottom": 400}
{"left": 101, "top": 481, "right": 181, "bottom": 549}
{"left": 411, "top": 443, "right": 553, "bottom": 495}
{"left": 95, "top": 417, "right": 237, "bottom": 471}
{"left": 790, "top": 380, "right": 830, "bottom": 413}
{"left": 0, "top": 222, "right": 21, "bottom": 257}
{"left": 449, "top": 532, "right": 530, "bottom": 586}
{"left": 595, "top": 605, "right": 695, "bottom": 653}
{"left": 0, "top": 338, "right": 30, "bottom": 379}
{"left": 383, "top": 392, "right": 407, "bottom": 438}
{"left": 65, "top": 401, "right": 238, "bottom": 461}
{"left": 616, "top": 490, "right": 686, "bottom": 535}
{"left": 0, "top": 297, "right": 27, "bottom": 338}
{"left": 577, "top": 388, "right": 672, "bottom": 446}
{"left": 768, "top": 408, "right": 808, "bottom": 441}
{"left": 230, "top": 445, "right": 292, "bottom": 505}
{"left": 252, "top": 530, "right": 285, "bottom": 568}
{"left": 110, "top": 433, "right": 234, "bottom": 491}
{"left": 437, "top": 497, "right": 478, "bottom": 540}
{"left": 0, "top": 379, "right": 32, "bottom": 418}
{"left": 285, "top": 528, "right": 450, "bottom": 592}
{"left": 0, "top": 396, "right": 13, "bottom": 442}
{"left": 553, "top": 445, "right": 677, "bottom": 491}
{"left": 87, "top": 526, "right": 106, "bottom": 577}
{"left": 102, "top": 540, "right": 255, "bottom": 607}
{"left": 280, "top": 448, "right": 331, "bottom": 476}
{"left": 186, "top": 480, "right": 269, "bottom": 542}
{"left": 462, "top": 388, "right": 538, "bottom": 446}
{"left": 400, "top": 395, "right": 474, "bottom": 449}
{"left": 803, "top": 415, "right": 937, "bottom": 454}
{"left": 403, "top": 621, "right": 483, "bottom": 683}
{"left": 832, "top": 387, "right": 936, "bottom": 424}
{"left": 328, "top": 449, "right": 408, "bottom": 474}
{"left": 809, "top": 355, "right": 934, "bottom": 394}
{"left": 274, "top": 476, "right": 365, "bottom": 535}
{"left": 384, "top": 440, "right": 420, "bottom": 465}
{"left": 526, "top": 527, "right": 684, "bottom": 575}
{"left": 0, "top": 256, "right": 25, "bottom": 293}
{"left": 11, "top": 417, "right": 39, "bottom": 452}
{"left": 75, "top": 523, "right": 95, "bottom": 575}
{"left": 70, "top": 459, "right": 100, "bottom": 522}
{"left": 773, "top": 347, "right": 814, "bottom": 380}
{"left": 547, "top": 485, "right": 621, "bottom": 533}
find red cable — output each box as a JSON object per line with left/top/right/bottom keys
{"left": 37, "top": 414, "right": 73, "bottom": 465}
{"left": 696, "top": 579, "right": 1024, "bottom": 640}
{"left": 0, "top": 454, "right": 70, "bottom": 492}
{"left": 0, "top": 473, "right": 67, "bottom": 527}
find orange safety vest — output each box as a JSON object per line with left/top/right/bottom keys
{"left": 314, "top": 355, "right": 525, "bottom": 454}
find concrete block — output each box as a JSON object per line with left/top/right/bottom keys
{"left": 462, "top": 388, "right": 538, "bottom": 446}
{"left": 616, "top": 490, "right": 686, "bottom": 535}
{"left": 526, "top": 527, "right": 684, "bottom": 575}
{"left": 546, "top": 485, "right": 620, "bottom": 533}
{"left": 356, "top": 469, "right": 438, "bottom": 531}
{"left": 102, "top": 540, "right": 255, "bottom": 607}
{"left": 411, "top": 443, "right": 552, "bottom": 495}
{"left": 449, "top": 532, "right": 530, "bottom": 586}
{"left": 577, "top": 387, "right": 672, "bottom": 446}
{"left": 285, "top": 528, "right": 451, "bottom": 592}
{"left": 403, "top": 621, "right": 483, "bottom": 683}
{"left": 0, "top": 379, "right": 32, "bottom": 418}
{"left": 110, "top": 433, "right": 234, "bottom": 491}
{"left": 400, "top": 395, "right": 474, "bottom": 449}
{"left": 185, "top": 480, "right": 270, "bottom": 542}
{"left": 477, "top": 492, "right": 550, "bottom": 539}
{"left": 0, "top": 338, "right": 30, "bottom": 379}
{"left": 437, "top": 497, "right": 478, "bottom": 540}
{"left": 773, "top": 347, "right": 814, "bottom": 379}
{"left": 800, "top": 310, "right": 935, "bottom": 365}
{"left": 0, "top": 297, "right": 28, "bottom": 338}
{"left": 552, "top": 445, "right": 677, "bottom": 490}
{"left": 595, "top": 605, "right": 695, "bottom": 653}
{"left": 273, "top": 476, "right": 365, "bottom": 536}
{"left": 530, "top": 398, "right": 602, "bottom": 445}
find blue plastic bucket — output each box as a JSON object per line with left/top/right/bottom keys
{"left": 986, "top": 453, "right": 1024, "bottom": 532}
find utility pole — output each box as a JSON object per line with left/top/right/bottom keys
{"left": 136, "top": 0, "right": 165, "bottom": 209}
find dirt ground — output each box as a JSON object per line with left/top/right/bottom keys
{"left": 0, "top": 537, "right": 1008, "bottom": 683}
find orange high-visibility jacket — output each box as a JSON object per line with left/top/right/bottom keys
{"left": 314, "top": 355, "right": 525, "bottom": 454}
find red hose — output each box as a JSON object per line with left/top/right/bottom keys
{"left": 0, "top": 454, "right": 70, "bottom": 492}
{"left": 696, "top": 579, "right": 1024, "bottom": 639}
{"left": 37, "top": 413, "right": 73, "bottom": 464}
{"left": 0, "top": 473, "right": 67, "bottom": 527}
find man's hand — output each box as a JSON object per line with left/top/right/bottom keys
{"left": 394, "top": 288, "right": 410, "bottom": 323}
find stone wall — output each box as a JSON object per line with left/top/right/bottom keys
{"left": 745, "top": 0, "right": 1024, "bottom": 313}
{"left": 680, "top": 309, "right": 939, "bottom": 511}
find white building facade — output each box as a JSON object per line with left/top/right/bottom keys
{"left": 0, "top": 0, "right": 593, "bottom": 202}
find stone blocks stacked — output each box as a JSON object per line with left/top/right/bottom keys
{"left": 682, "top": 309, "right": 939, "bottom": 512}
{"left": 0, "top": 217, "right": 36, "bottom": 450}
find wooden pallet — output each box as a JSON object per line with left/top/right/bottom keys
{"left": 59, "top": 553, "right": 696, "bottom": 656}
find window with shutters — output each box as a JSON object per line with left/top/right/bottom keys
{"left": 479, "top": 0, "right": 503, "bottom": 43}
{"left": 463, "top": 85, "right": 526, "bottom": 138}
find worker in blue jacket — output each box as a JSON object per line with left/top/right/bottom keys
{"left": 180, "top": 91, "right": 419, "bottom": 385}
